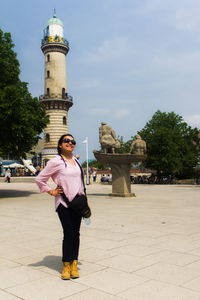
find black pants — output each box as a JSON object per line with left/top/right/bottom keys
{"left": 57, "top": 204, "right": 82, "bottom": 262}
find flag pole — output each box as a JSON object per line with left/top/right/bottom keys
{"left": 86, "top": 137, "right": 89, "bottom": 185}
{"left": 82, "top": 137, "right": 89, "bottom": 185}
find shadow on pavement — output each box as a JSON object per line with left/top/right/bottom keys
{"left": 29, "top": 255, "right": 62, "bottom": 272}
{"left": 0, "top": 190, "right": 38, "bottom": 198}
{"left": 29, "top": 255, "right": 83, "bottom": 272}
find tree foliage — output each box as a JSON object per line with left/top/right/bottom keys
{"left": 81, "top": 160, "right": 103, "bottom": 170}
{"left": 138, "top": 110, "right": 200, "bottom": 177}
{"left": 0, "top": 29, "right": 49, "bottom": 159}
{"left": 118, "top": 135, "right": 135, "bottom": 153}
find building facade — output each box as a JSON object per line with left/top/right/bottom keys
{"left": 40, "top": 12, "right": 73, "bottom": 166}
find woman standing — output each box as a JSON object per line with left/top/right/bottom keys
{"left": 36, "top": 134, "right": 84, "bottom": 280}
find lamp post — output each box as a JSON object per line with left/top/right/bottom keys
{"left": 82, "top": 137, "right": 89, "bottom": 185}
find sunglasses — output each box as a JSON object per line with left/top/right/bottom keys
{"left": 62, "top": 138, "right": 76, "bottom": 145}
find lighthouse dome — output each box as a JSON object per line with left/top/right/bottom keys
{"left": 47, "top": 12, "right": 64, "bottom": 38}
{"left": 47, "top": 14, "right": 63, "bottom": 27}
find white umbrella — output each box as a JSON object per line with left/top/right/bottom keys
{"left": 8, "top": 163, "right": 25, "bottom": 168}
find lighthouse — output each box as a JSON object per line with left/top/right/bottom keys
{"left": 40, "top": 11, "right": 73, "bottom": 166}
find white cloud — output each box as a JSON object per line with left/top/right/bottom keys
{"left": 81, "top": 37, "right": 133, "bottom": 64}
{"left": 135, "top": 0, "right": 200, "bottom": 33}
{"left": 184, "top": 114, "right": 200, "bottom": 128}
{"left": 134, "top": 0, "right": 164, "bottom": 16}
{"left": 79, "top": 79, "right": 101, "bottom": 88}
{"left": 88, "top": 108, "right": 110, "bottom": 116}
{"left": 153, "top": 51, "right": 200, "bottom": 73}
{"left": 174, "top": 1, "right": 200, "bottom": 32}
{"left": 87, "top": 107, "right": 131, "bottom": 120}
{"left": 113, "top": 109, "right": 131, "bottom": 120}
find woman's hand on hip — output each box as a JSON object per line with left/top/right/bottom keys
{"left": 48, "top": 186, "right": 63, "bottom": 196}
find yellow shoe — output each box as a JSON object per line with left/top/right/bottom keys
{"left": 61, "top": 262, "right": 71, "bottom": 280}
{"left": 70, "top": 260, "right": 79, "bottom": 278}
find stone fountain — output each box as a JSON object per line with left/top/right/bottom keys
{"left": 93, "top": 122, "right": 147, "bottom": 197}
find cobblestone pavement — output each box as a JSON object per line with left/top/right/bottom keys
{"left": 0, "top": 182, "right": 200, "bottom": 299}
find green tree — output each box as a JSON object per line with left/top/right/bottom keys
{"left": 138, "top": 110, "right": 200, "bottom": 177}
{"left": 0, "top": 29, "right": 49, "bottom": 159}
{"left": 81, "top": 160, "right": 103, "bottom": 170}
{"left": 118, "top": 135, "right": 135, "bottom": 153}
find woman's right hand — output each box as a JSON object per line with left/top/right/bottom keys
{"left": 48, "top": 186, "right": 63, "bottom": 196}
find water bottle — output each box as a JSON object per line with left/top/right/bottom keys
{"left": 84, "top": 217, "right": 91, "bottom": 226}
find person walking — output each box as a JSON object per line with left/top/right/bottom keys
{"left": 92, "top": 170, "right": 97, "bottom": 183}
{"left": 36, "top": 134, "right": 85, "bottom": 280}
{"left": 5, "top": 169, "right": 11, "bottom": 183}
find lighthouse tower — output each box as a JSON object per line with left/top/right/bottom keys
{"left": 40, "top": 11, "right": 73, "bottom": 166}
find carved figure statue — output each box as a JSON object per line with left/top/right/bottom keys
{"left": 99, "top": 122, "right": 121, "bottom": 153}
{"left": 129, "top": 135, "right": 146, "bottom": 155}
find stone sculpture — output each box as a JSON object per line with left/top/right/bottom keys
{"left": 94, "top": 129, "right": 147, "bottom": 197}
{"left": 99, "top": 122, "right": 121, "bottom": 153}
{"left": 129, "top": 135, "right": 146, "bottom": 155}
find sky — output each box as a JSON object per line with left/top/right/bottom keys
{"left": 1, "top": 0, "right": 200, "bottom": 162}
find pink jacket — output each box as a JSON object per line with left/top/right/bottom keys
{"left": 36, "top": 155, "right": 84, "bottom": 210}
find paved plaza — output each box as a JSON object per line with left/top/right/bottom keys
{"left": 0, "top": 182, "right": 200, "bottom": 299}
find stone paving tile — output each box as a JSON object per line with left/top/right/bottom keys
{"left": 118, "top": 279, "right": 200, "bottom": 300}
{"left": 93, "top": 231, "right": 137, "bottom": 242}
{"left": 162, "top": 252, "right": 200, "bottom": 267}
{"left": 97, "top": 254, "right": 158, "bottom": 272}
{"left": 135, "top": 262, "right": 200, "bottom": 285}
{"left": 123, "top": 235, "right": 161, "bottom": 247}
{"left": 0, "top": 290, "right": 20, "bottom": 300}
{"left": 84, "top": 238, "right": 130, "bottom": 250}
{"left": 133, "top": 230, "right": 170, "bottom": 238}
{"left": 80, "top": 227, "right": 108, "bottom": 238}
{"left": 145, "top": 250, "right": 200, "bottom": 267}
{"left": 62, "top": 288, "right": 122, "bottom": 299}
{"left": 7, "top": 276, "right": 89, "bottom": 300}
{"left": 113, "top": 243, "right": 161, "bottom": 257}
{"left": 0, "top": 265, "right": 50, "bottom": 289}
{"left": 189, "top": 247, "right": 200, "bottom": 256}
{"left": 0, "top": 244, "right": 41, "bottom": 260}
{"left": 153, "top": 238, "right": 200, "bottom": 252}
{"left": 0, "top": 258, "right": 20, "bottom": 271}
{"left": 189, "top": 232, "right": 200, "bottom": 241}
{"left": 77, "top": 260, "right": 107, "bottom": 277}
{"left": 184, "top": 260, "right": 200, "bottom": 273}
{"left": 182, "top": 276, "right": 200, "bottom": 292}
{"left": 79, "top": 247, "right": 118, "bottom": 263}
{"left": 77, "top": 268, "right": 147, "bottom": 294}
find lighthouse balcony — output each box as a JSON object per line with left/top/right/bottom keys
{"left": 39, "top": 93, "right": 73, "bottom": 102}
{"left": 41, "top": 36, "right": 69, "bottom": 47}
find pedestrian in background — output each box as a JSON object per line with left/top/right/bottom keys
{"left": 92, "top": 170, "right": 97, "bottom": 182}
{"left": 5, "top": 169, "right": 11, "bottom": 183}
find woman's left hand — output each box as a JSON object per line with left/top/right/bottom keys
{"left": 49, "top": 186, "right": 63, "bottom": 196}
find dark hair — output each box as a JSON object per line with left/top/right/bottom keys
{"left": 57, "top": 133, "right": 74, "bottom": 155}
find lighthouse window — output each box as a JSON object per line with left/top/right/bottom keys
{"left": 63, "top": 116, "right": 66, "bottom": 125}
{"left": 47, "top": 54, "right": 50, "bottom": 62}
{"left": 47, "top": 70, "right": 50, "bottom": 78}
{"left": 46, "top": 133, "right": 50, "bottom": 143}
{"left": 62, "top": 88, "right": 65, "bottom": 99}
{"left": 47, "top": 88, "right": 50, "bottom": 97}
